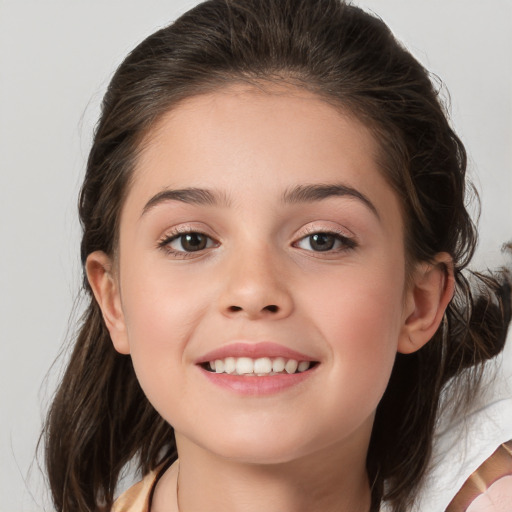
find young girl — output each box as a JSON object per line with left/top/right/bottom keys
{"left": 43, "top": 0, "right": 512, "bottom": 511}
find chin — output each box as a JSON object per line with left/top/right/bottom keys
{"left": 215, "top": 444, "right": 310, "bottom": 466}
{"left": 193, "top": 425, "right": 328, "bottom": 466}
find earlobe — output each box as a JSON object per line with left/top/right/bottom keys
{"left": 85, "top": 251, "right": 130, "bottom": 355}
{"left": 398, "top": 253, "right": 455, "bottom": 354}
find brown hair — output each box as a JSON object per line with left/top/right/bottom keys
{"left": 43, "top": 1, "right": 511, "bottom": 510}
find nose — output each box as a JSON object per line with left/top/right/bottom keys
{"left": 218, "top": 246, "right": 294, "bottom": 321}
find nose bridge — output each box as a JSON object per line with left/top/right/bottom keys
{"left": 218, "top": 238, "right": 293, "bottom": 319}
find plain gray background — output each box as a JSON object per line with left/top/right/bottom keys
{"left": 1, "top": 0, "right": 511, "bottom": 509}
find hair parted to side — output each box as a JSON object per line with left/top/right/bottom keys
{"left": 43, "top": 1, "right": 512, "bottom": 511}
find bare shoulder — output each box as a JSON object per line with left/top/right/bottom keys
{"left": 446, "top": 441, "right": 512, "bottom": 512}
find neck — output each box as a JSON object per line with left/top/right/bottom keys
{"left": 153, "top": 433, "right": 372, "bottom": 512}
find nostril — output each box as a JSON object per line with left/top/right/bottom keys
{"left": 226, "top": 304, "right": 279, "bottom": 314}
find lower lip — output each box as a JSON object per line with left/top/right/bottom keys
{"left": 198, "top": 366, "right": 318, "bottom": 395}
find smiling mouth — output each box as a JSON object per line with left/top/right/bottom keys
{"left": 200, "top": 356, "right": 319, "bottom": 376}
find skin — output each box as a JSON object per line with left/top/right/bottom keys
{"left": 87, "top": 84, "right": 454, "bottom": 512}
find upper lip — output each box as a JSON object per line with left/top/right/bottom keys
{"left": 196, "top": 341, "right": 318, "bottom": 364}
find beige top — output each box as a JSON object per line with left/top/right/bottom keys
{"left": 112, "top": 462, "right": 172, "bottom": 512}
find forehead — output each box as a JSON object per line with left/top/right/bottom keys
{"left": 124, "top": 83, "right": 400, "bottom": 226}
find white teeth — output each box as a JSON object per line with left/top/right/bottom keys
{"left": 285, "top": 359, "right": 298, "bottom": 374}
{"left": 205, "top": 356, "right": 314, "bottom": 376}
{"left": 272, "top": 357, "right": 286, "bottom": 372}
{"left": 297, "top": 361, "right": 310, "bottom": 372}
{"left": 254, "top": 357, "right": 272, "bottom": 374}
{"left": 235, "top": 357, "right": 254, "bottom": 374}
{"left": 224, "top": 357, "right": 236, "bottom": 374}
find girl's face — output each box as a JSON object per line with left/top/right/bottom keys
{"left": 91, "top": 84, "right": 431, "bottom": 465}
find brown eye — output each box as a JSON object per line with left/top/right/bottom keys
{"left": 180, "top": 233, "right": 207, "bottom": 251}
{"left": 308, "top": 233, "right": 336, "bottom": 251}
{"left": 165, "top": 232, "right": 216, "bottom": 253}
{"left": 294, "top": 232, "right": 356, "bottom": 253}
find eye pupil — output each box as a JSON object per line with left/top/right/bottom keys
{"left": 182, "top": 233, "right": 207, "bottom": 251}
{"left": 310, "top": 233, "right": 335, "bottom": 251}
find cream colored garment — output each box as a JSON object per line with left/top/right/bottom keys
{"left": 112, "top": 466, "right": 162, "bottom": 512}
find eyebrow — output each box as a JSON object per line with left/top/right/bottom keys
{"left": 141, "top": 182, "right": 379, "bottom": 219}
{"left": 141, "top": 187, "right": 231, "bottom": 216}
{"left": 281, "top": 183, "right": 379, "bottom": 219}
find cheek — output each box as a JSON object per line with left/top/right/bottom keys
{"left": 118, "top": 263, "right": 215, "bottom": 409}
{"left": 303, "top": 261, "right": 405, "bottom": 403}
{"left": 121, "top": 259, "right": 213, "bottom": 343}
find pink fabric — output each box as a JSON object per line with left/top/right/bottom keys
{"left": 466, "top": 475, "right": 512, "bottom": 512}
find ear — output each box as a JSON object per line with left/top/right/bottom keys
{"left": 398, "top": 253, "right": 455, "bottom": 354}
{"left": 85, "top": 251, "right": 130, "bottom": 354}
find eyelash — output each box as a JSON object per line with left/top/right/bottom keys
{"left": 293, "top": 229, "right": 357, "bottom": 253}
{"left": 157, "top": 229, "right": 219, "bottom": 259}
{"left": 157, "top": 227, "right": 357, "bottom": 258}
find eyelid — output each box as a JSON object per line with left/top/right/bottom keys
{"left": 296, "top": 222, "right": 356, "bottom": 241}
{"left": 158, "top": 223, "right": 220, "bottom": 242}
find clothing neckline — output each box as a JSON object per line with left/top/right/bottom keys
{"left": 147, "top": 458, "right": 175, "bottom": 511}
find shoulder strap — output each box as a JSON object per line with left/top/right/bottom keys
{"left": 112, "top": 461, "right": 172, "bottom": 512}
{"left": 446, "top": 440, "right": 512, "bottom": 511}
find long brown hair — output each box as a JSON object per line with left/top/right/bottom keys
{"left": 43, "top": 1, "right": 511, "bottom": 510}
